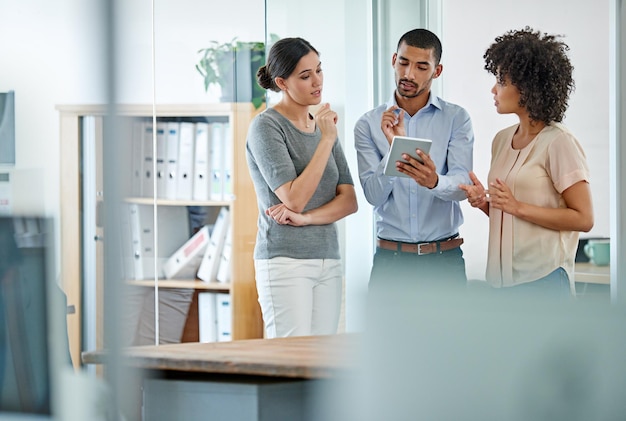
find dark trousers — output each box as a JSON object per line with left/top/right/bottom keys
{"left": 494, "top": 267, "right": 573, "bottom": 300}
{"left": 368, "top": 246, "right": 467, "bottom": 290}
{"left": 366, "top": 246, "right": 468, "bottom": 331}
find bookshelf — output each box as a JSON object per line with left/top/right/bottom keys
{"left": 58, "top": 103, "right": 264, "bottom": 368}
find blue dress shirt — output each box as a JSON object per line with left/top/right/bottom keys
{"left": 354, "top": 93, "right": 474, "bottom": 243}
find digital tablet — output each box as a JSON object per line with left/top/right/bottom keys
{"left": 383, "top": 136, "right": 433, "bottom": 177}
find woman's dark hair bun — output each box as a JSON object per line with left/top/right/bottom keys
{"left": 256, "top": 65, "right": 275, "bottom": 91}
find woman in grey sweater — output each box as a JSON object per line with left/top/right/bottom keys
{"left": 246, "top": 37, "right": 357, "bottom": 338}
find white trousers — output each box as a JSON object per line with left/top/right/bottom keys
{"left": 254, "top": 257, "right": 343, "bottom": 338}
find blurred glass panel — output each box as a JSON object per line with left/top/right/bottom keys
{"left": 0, "top": 91, "right": 15, "bottom": 166}
{"left": 0, "top": 217, "right": 70, "bottom": 418}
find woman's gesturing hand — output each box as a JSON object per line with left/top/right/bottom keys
{"left": 459, "top": 171, "right": 489, "bottom": 210}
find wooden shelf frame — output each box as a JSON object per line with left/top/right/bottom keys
{"left": 124, "top": 197, "right": 232, "bottom": 207}
{"left": 58, "top": 103, "right": 264, "bottom": 368}
{"left": 126, "top": 280, "right": 231, "bottom": 292}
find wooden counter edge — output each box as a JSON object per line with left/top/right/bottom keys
{"left": 574, "top": 262, "right": 610, "bottom": 285}
{"left": 81, "top": 334, "right": 359, "bottom": 380}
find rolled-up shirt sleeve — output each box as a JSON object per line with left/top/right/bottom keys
{"left": 354, "top": 116, "right": 395, "bottom": 207}
{"left": 430, "top": 106, "right": 474, "bottom": 201}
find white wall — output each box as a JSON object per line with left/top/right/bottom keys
{"left": 0, "top": 0, "right": 105, "bottom": 216}
{"left": 441, "top": 0, "right": 611, "bottom": 280}
{"left": 115, "top": 0, "right": 265, "bottom": 104}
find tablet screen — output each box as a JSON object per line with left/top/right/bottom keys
{"left": 383, "top": 136, "right": 433, "bottom": 178}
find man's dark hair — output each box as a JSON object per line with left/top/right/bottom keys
{"left": 397, "top": 29, "right": 442, "bottom": 64}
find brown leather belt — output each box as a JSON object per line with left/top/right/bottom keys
{"left": 376, "top": 237, "right": 464, "bottom": 255}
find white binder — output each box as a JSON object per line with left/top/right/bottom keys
{"left": 128, "top": 203, "right": 153, "bottom": 280}
{"left": 155, "top": 206, "right": 191, "bottom": 276}
{"left": 127, "top": 203, "right": 190, "bottom": 280}
{"left": 141, "top": 122, "right": 155, "bottom": 198}
{"left": 216, "top": 292, "right": 232, "bottom": 342}
{"left": 176, "top": 121, "right": 195, "bottom": 200}
{"left": 221, "top": 122, "right": 234, "bottom": 200}
{"left": 216, "top": 228, "right": 232, "bottom": 284}
{"left": 210, "top": 122, "right": 225, "bottom": 201}
{"left": 198, "top": 292, "right": 217, "bottom": 343}
{"left": 164, "top": 122, "right": 180, "bottom": 200}
{"left": 192, "top": 122, "right": 211, "bottom": 201}
{"left": 131, "top": 120, "right": 145, "bottom": 197}
{"left": 197, "top": 207, "right": 230, "bottom": 283}
{"left": 119, "top": 203, "right": 135, "bottom": 280}
{"left": 155, "top": 121, "right": 168, "bottom": 199}
{"left": 163, "top": 224, "right": 210, "bottom": 279}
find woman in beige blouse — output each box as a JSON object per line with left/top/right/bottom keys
{"left": 460, "top": 27, "right": 594, "bottom": 295}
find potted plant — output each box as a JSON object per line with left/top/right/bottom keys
{"left": 196, "top": 35, "right": 279, "bottom": 109}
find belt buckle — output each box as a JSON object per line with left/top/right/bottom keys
{"left": 417, "top": 243, "right": 428, "bottom": 255}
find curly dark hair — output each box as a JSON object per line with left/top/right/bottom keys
{"left": 484, "top": 26, "right": 575, "bottom": 123}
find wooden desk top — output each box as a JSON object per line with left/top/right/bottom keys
{"left": 82, "top": 334, "right": 359, "bottom": 380}
{"left": 575, "top": 262, "right": 610, "bottom": 285}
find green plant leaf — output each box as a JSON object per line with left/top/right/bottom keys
{"left": 196, "top": 35, "right": 275, "bottom": 101}
{"left": 251, "top": 96, "right": 264, "bottom": 109}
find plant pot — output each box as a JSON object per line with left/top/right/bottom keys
{"left": 217, "top": 46, "right": 264, "bottom": 106}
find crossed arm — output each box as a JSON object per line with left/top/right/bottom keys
{"left": 266, "top": 183, "right": 358, "bottom": 226}
{"left": 267, "top": 104, "right": 358, "bottom": 226}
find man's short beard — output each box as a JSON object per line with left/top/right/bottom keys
{"left": 398, "top": 90, "right": 420, "bottom": 99}
{"left": 397, "top": 85, "right": 427, "bottom": 99}
{"left": 396, "top": 78, "right": 431, "bottom": 99}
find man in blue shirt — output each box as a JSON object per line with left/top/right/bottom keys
{"left": 355, "top": 28, "right": 474, "bottom": 290}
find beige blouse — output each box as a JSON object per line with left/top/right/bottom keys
{"left": 485, "top": 123, "right": 590, "bottom": 290}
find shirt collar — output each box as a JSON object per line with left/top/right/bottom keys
{"left": 386, "top": 91, "right": 442, "bottom": 112}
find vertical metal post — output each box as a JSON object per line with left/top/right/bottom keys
{"left": 610, "top": 0, "right": 626, "bottom": 303}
